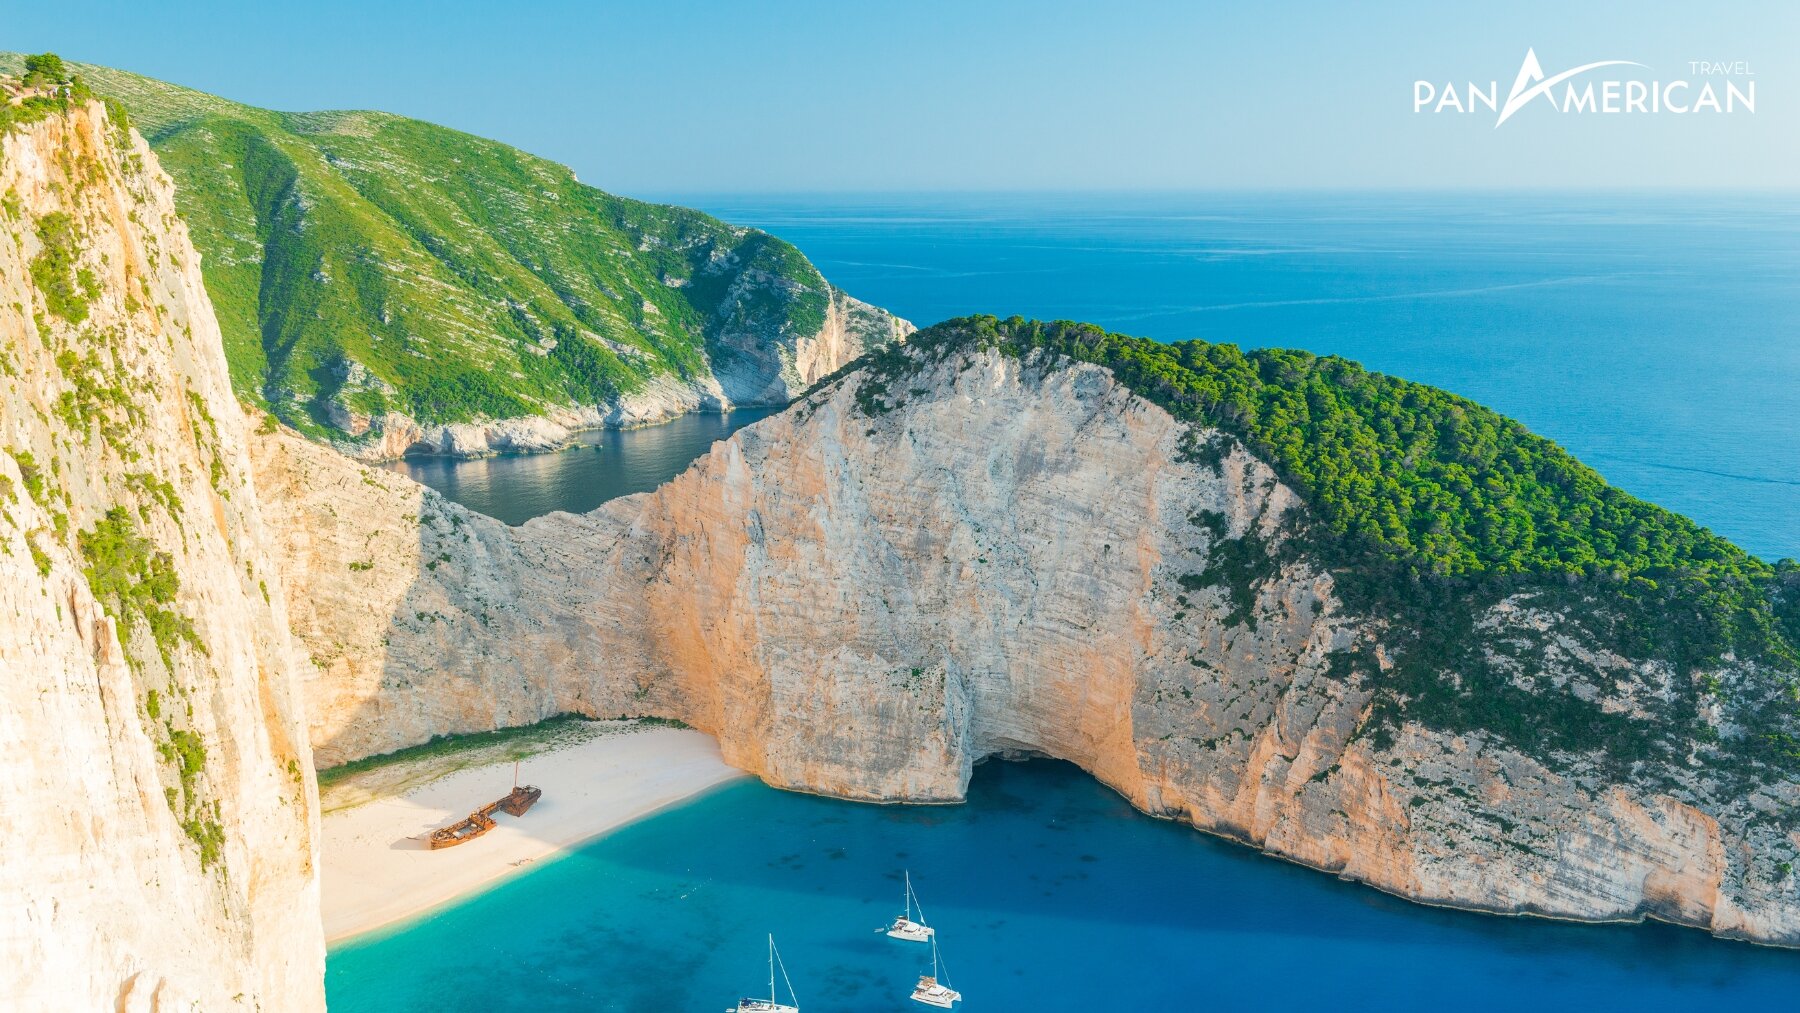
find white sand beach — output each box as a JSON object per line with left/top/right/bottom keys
{"left": 320, "top": 721, "right": 745, "bottom": 943}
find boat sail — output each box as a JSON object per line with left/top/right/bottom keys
{"left": 882, "top": 870, "right": 935, "bottom": 942}
{"left": 910, "top": 935, "right": 962, "bottom": 1008}
{"left": 729, "top": 934, "right": 800, "bottom": 1013}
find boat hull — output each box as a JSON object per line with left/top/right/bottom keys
{"left": 911, "top": 986, "right": 960, "bottom": 1008}
{"left": 427, "top": 812, "right": 495, "bottom": 849}
{"left": 498, "top": 784, "right": 542, "bottom": 816}
{"left": 885, "top": 918, "right": 934, "bottom": 942}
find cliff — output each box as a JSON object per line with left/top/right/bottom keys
{"left": 0, "top": 98, "right": 322, "bottom": 1008}
{"left": 0, "top": 55, "right": 914, "bottom": 460}
{"left": 255, "top": 322, "right": 1800, "bottom": 948}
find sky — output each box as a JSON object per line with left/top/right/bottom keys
{"left": 7, "top": 1, "right": 1796, "bottom": 194}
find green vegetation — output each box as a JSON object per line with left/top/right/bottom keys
{"left": 0, "top": 54, "right": 846, "bottom": 439}
{"left": 9, "top": 448, "right": 48, "bottom": 507}
{"left": 159, "top": 726, "right": 224, "bottom": 867}
{"left": 53, "top": 342, "right": 144, "bottom": 451}
{"left": 316, "top": 712, "right": 593, "bottom": 789}
{"left": 632, "top": 715, "right": 693, "bottom": 730}
{"left": 26, "top": 530, "right": 51, "bottom": 576}
{"left": 161, "top": 728, "right": 207, "bottom": 804}
{"left": 28, "top": 212, "right": 99, "bottom": 323}
{"left": 124, "top": 471, "right": 182, "bottom": 520}
{"left": 22, "top": 52, "right": 68, "bottom": 85}
{"left": 1179, "top": 512, "right": 1277, "bottom": 631}
{"left": 76, "top": 506, "right": 224, "bottom": 868}
{"left": 833, "top": 316, "right": 1800, "bottom": 782}
{"left": 180, "top": 813, "right": 226, "bottom": 871}
{"left": 0, "top": 53, "right": 93, "bottom": 142}
{"left": 78, "top": 507, "right": 203, "bottom": 670}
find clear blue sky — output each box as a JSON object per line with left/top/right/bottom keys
{"left": 9, "top": 1, "right": 1795, "bottom": 193}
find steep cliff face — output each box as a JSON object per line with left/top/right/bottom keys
{"left": 258, "top": 337, "right": 1800, "bottom": 948}
{"left": 0, "top": 102, "right": 322, "bottom": 1009}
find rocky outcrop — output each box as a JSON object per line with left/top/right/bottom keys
{"left": 0, "top": 103, "right": 322, "bottom": 1009}
{"left": 326, "top": 286, "right": 913, "bottom": 463}
{"left": 255, "top": 341, "right": 1800, "bottom": 949}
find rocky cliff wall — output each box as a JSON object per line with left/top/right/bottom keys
{"left": 0, "top": 103, "right": 323, "bottom": 1010}
{"left": 257, "top": 341, "right": 1800, "bottom": 948}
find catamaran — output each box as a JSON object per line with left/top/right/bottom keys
{"left": 728, "top": 934, "right": 800, "bottom": 1013}
{"left": 910, "top": 935, "right": 962, "bottom": 1008}
{"left": 881, "top": 870, "right": 935, "bottom": 942}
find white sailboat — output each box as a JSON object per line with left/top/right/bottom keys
{"left": 881, "top": 870, "right": 935, "bottom": 942}
{"left": 909, "top": 935, "right": 962, "bottom": 1008}
{"left": 728, "top": 934, "right": 800, "bottom": 1013}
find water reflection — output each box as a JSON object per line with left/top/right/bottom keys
{"left": 381, "top": 408, "right": 782, "bottom": 524}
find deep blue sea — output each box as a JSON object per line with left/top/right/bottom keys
{"left": 336, "top": 193, "right": 1800, "bottom": 1009}
{"left": 328, "top": 760, "right": 1800, "bottom": 1011}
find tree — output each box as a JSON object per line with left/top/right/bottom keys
{"left": 23, "top": 53, "right": 69, "bottom": 87}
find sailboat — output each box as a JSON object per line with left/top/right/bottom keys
{"left": 881, "top": 870, "right": 935, "bottom": 942}
{"left": 909, "top": 935, "right": 961, "bottom": 1008}
{"left": 728, "top": 934, "right": 800, "bottom": 1013}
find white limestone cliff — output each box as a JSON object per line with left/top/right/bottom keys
{"left": 0, "top": 103, "right": 323, "bottom": 1010}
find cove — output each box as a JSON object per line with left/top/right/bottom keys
{"left": 326, "top": 759, "right": 1800, "bottom": 1010}
{"left": 379, "top": 408, "right": 781, "bottom": 525}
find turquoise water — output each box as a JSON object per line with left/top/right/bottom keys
{"left": 328, "top": 760, "right": 1800, "bottom": 1010}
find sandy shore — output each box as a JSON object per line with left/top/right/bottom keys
{"left": 320, "top": 721, "right": 745, "bottom": 943}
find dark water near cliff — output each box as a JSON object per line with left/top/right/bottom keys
{"left": 380, "top": 408, "right": 780, "bottom": 525}
{"left": 328, "top": 760, "right": 1800, "bottom": 1011}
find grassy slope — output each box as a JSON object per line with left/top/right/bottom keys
{"left": 0, "top": 55, "right": 833, "bottom": 436}
{"left": 831, "top": 316, "right": 1800, "bottom": 786}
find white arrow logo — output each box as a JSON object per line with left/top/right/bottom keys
{"left": 1495, "top": 48, "right": 1647, "bottom": 126}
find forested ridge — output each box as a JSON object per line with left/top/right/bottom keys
{"left": 832, "top": 315, "right": 1800, "bottom": 781}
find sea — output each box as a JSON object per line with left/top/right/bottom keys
{"left": 328, "top": 760, "right": 1800, "bottom": 1010}
{"left": 345, "top": 192, "right": 1800, "bottom": 1008}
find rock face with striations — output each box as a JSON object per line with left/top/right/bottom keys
{"left": 0, "top": 102, "right": 322, "bottom": 1009}
{"left": 255, "top": 327, "right": 1800, "bottom": 950}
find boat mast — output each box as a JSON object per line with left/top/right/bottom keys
{"left": 765, "top": 934, "right": 798, "bottom": 1007}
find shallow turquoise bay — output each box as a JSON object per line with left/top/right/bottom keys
{"left": 328, "top": 761, "right": 1800, "bottom": 1011}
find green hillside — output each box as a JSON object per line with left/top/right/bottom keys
{"left": 833, "top": 316, "right": 1800, "bottom": 783}
{"left": 0, "top": 55, "right": 850, "bottom": 437}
